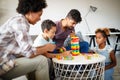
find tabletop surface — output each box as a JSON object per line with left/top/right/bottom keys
{"left": 52, "top": 54, "right": 106, "bottom": 65}
{"left": 84, "top": 32, "right": 120, "bottom": 36}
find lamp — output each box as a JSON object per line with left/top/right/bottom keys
{"left": 85, "top": 5, "right": 97, "bottom": 33}
{"left": 90, "top": 6, "right": 97, "bottom": 12}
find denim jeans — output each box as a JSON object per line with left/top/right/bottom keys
{"left": 104, "top": 62, "right": 114, "bottom": 80}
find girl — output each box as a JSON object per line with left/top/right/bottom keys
{"left": 92, "top": 28, "right": 117, "bottom": 80}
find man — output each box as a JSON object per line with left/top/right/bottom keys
{"left": 53, "top": 9, "right": 89, "bottom": 53}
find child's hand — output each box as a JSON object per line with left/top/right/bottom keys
{"left": 88, "top": 50, "right": 95, "bottom": 53}
{"left": 61, "top": 50, "right": 72, "bottom": 57}
{"left": 59, "top": 47, "right": 66, "bottom": 53}
{"left": 61, "top": 47, "right": 66, "bottom": 51}
{"left": 70, "top": 31, "right": 76, "bottom": 37}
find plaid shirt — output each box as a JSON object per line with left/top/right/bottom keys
{"left": 0, "top": 14, "right": 36, "bottom": 75}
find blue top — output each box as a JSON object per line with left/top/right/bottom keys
{"left": 92, "top": 45, "right": 113, "bottom": 63}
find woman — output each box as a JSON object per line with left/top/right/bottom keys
{"left": 0, "top": 0, "right": 55, "bottom": 80}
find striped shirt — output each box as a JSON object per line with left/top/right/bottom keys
{"left": 0, "top": 14, "right": 36, "bottom": 75}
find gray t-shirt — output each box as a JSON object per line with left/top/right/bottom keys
{"left": 64, "top": 31, "right": 84, "bottom": 47}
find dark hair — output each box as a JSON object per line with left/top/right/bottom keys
{"left": 95, "top": 28, "right": 110, "bottom": 38}
{"left": 66, "top": 9, "right": 82, "bottom": 23}
{"left": 41, "top": 19, "right": 56, "bottom": 32}
{"left": 16, "top": 0, "right": 47, "bottom": 15}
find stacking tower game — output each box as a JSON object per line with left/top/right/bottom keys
{"left": 71, "top": 36, "right": 80, "bottom": 56}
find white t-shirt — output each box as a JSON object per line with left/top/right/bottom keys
{"left": 92, "top": 45, "right": 113, "bottom": 63}
{"left": 33, "top": 34, "right": 54, "bottom": 47}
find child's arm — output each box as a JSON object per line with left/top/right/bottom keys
{"left": 76, "top": 31, "right": 84, "bottom": 42}
{"left": 43, "top": 50, "right": 72, "bottom": 58}
{"left": 63, "top": 32, "right": 76, "bottom": 47}
{"left": 43, "top": 52, "right": 57, "bottom": 58}
{"left": 105, "top": 50, "right": 117, "bottom": 70}
{"left": 88, "top": 48, "right": 96, "bottom": 53}
{"left": 30, "top": 43, "right": 56, "bottom": 58}
{"left": 63, "top": 35, "right": 71, "bottom": 47}
{"left": 61, "top": 50, "right": 72, "bottom": 56}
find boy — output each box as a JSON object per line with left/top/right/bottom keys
{"left": 33, "top": 19, "right": 71, "bottom": 57}
{"left": 33, "top": 19, "right": 71, "bottom": 80}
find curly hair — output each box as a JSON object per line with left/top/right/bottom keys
{"left": 66, "top": 9, "right": 82, "bottom": 23}
{"left": 16, "top": 0, "right": 47, "bottom": 15}
{"left": 95, "top": 28, "right": 110, "bottom": 38}
{"left": 41, "top": 19, "right": 56, "bottom": 32}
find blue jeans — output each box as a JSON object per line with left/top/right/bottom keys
{"left": 65, "top": 41, "right": 89, "bottom": 53}
{"left": 104, "top": 63, "right": 114, "bottom": 80}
